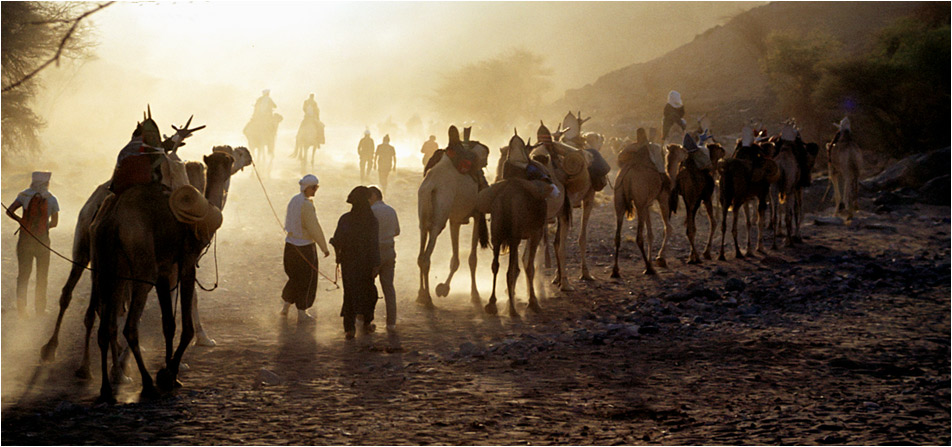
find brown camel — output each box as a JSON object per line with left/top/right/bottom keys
{"left": 417, "top": 126, "right": 489, "bottom": 307}
{"left": 90, "top": 151, "right": 233, "bottom": 404}
{"left": 667, "top": 143, "right": 724, "bottom": 263}
{"left": 40, "top": 147, "right": 251, "bottom": 369}
{"left": 611, "top": 142, "right": 674, "bottom": 277}
{"left": 718, "top": 142, "right": 775, "bottom": 260}
{"left": 482, "top": 134, "right": 551, "bottom": 317}
{"left": 827, "top": 131, "right": 863, "bottom": 221}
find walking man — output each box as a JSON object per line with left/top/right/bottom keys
{"left": 375, "top": 134, "right": 396, "bottom": 193}
{"left": 282, "top": 174, "right": 330, "bottom": 322}
{"left": 358, "top": 129, "right": 375, "bottom": 182}
{"left": 6, "top": 171, "right": 59, "bottom": 318}
{"left": 330, "top": 186, "right": 380, "bottom": 339}
{"left": 368, "top": 186, "right": 399, "bottom": 331}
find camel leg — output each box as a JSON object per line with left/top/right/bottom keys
{"left": 40, "top": 262, "right": 86, "bottom": 363}
{"left": 718, "top": 201, "right": 730, "bottom": 261}
{"left": 94, "top": 273, "right": 118, "bottom": 405}
{"left": 468, "top": 220, "right": 481, "bottom": 304}
{"left": 192, "top": 293, "right": 216, "bottom": 347}
{"left": 611, "top": 205, "right": 624, "bottom": 278}
{"left": 507, "top": 240, "right": 521, "bottom": 318}
{"left": 158, "top": 280, "right": 176, "bottom": 364}
{"left": 578, "top": 196, "right": 595, "bottom": 281}
{"left": 159, "top": 268, "right": 196, "bottom": 392}
{"left": 657, "top": 197, "right": 673, "bottom": 267}
{"left": 743, "top": 202, "right": 753, "bottom": 256}
{"left": 75, "top": 293, "right": 98, "bottom": 380}
{"left": 554, "top": 215, "right": 573, "bottom": 291}
{"left": 685, "top": 204, "right": 699, "bottom": 264}
{"left": 525, "top": 232, "right": 542, "bottom": 313}
{"left": 435, "top": 222, "right": 461, "bottom": 297}
{"left": 732, "top": 206, "right": 744, "bottom": 259}
{"left": 484, "top": 244, "right": 501, "bottom": 315}
{"left": 417, "top": 228, "right": 431, "bottom": 304}
{"left": 543, "top": 224, "right": 552, "bottom": 269}
{"left": 636, "top": 205, "right": 655, "bottom": 275}
{"left": 793, "top": 189, "right": 804, "bottom": 243}
{"left": 703, "top": 199, "right": 716, "bottom": 259}
{"left": 123, "top": 282, "right": 159, "bottom": 399}
{"left": 757, "top": 200, "right": 767, "bottom": 253}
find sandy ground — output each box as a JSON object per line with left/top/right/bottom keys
{"left": 1, "top": 150, "right": 949, "bottom": 445}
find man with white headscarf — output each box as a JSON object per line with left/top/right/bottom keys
{"left": 282, "top": 174, "right": 330, "bottom": 321}
{"left": 6, "top": 171, "right": 59, "bottom": 317}
{"left": 254, "top": 89, "right": 277, "bottom": 122}
{"left": 662, "top": 90, "right": 687, "bottom": 144}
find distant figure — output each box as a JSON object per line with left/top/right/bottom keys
{"left": 421, "top": 135, "right": 438, "bottom": 167}
{"left": 302, "top": 93, "right": 320, "bottom": 122}
{"left": 254, "top": 89, "right": 277, "bottom": 122}
{"left": 368, "top": 186, "right": 399, "bottom": 332}
{"left": 375, "top": 134, "right": 396, "bottom": 193}
{"left": 330, "top": 186, "right": 381, "bottom": 339}
{"left": 282, "top": 174, "right": 330, "bottom": 322}
{"left": 358, "top": 129, "right": 375, "bottom": 182}
{"left": 662, "top": 90, "right": 686, "bottom": 144}
{"left": 6, "top": 171, "right": 59, "bottom": 318}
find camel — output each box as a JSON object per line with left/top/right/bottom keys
{"left": 718, "top": 143, "right": 775, "bottom": 260}
{"left": 770, "top": 125, "right": 820, "bottom": 247}
{"left": 539, "top": 112, "right": 610, "bottom": 288}
{"left": 90, "top": 150, "right": 234, "bottom": 404}
{"left": 667, "top": 142, "right": 724, "bottom": 263}
{"left": 611, "top": 142, "right": 674, "bottom": 277}
{"left": 40, "top": 146, "right": 251, "bottom": 370}
{"left": 243, "top": 113, "right": 282, "bottom": 171}
{"left": 482, "top": 135, "right": 551, "bottom": 317}
{"left": 827, "top": 122, "right": 863, "bottom": 221}
{"left": 417, "top": 126, "right": 489, "bottom": 307}
{"left": 293, "top": 116, "right": 324, "bottom": 167}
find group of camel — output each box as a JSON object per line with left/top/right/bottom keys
{"left": 418, "top": 115, "right": 864, "bottom": 317}
{"left": 37, "top": 110, "right": 253, "bottom": 404}
{"left": 243, "top": 110, "right": 324, "bottom": 171}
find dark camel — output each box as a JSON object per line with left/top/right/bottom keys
{"left": 717, "top": 142, "right": 776, "bottom": 260}
{"left": 90, "top": 151, "right": 233, "bottom": 404}
{"left": 668, "top": 143, "right": 725, "bottom": 264}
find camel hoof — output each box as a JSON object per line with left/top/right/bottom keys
{"left": 527, "top": 301, "right": 542, "bottom": 313}
{"left": 435, "top": 283, "right": 450, "bottom": 297}
{"left": 509, "top": 308, "right": 522, "bottom": 319}
{"left": 559, "top": 283, "right": 575, "bottom": 292}
{"left": 111, "top": 370, "right": 133, "bottom": 386}
{"left": 580, "top": 273, "right": 595, "bottom": 281}
{"left": 156, "top": 368, "right": 177, "bottom": 392}
{"left": 703, "top": 252, "right": 712, "bottom": 260}
{"left": 484, "top": 301, "right": 498, "bottom": 315}
{"left": 655, "top": 258, "right": 668, "bottom": 268}
{"left": 643, "top": 268, "right": 656, "bottom": 276}
{"left": 736, "top": 252, "right": 745, "bottom": 259}
{"left": 75, "top": 366, "right": 92, "bottom": 380}
{"left": 140, "top": 384, "right": 161, "bottom": 401}
{"left": 687, "top": 258, "right": 701, "bottom": 265}
{"left": 95, "top": 393, "right": 117, "bottom": 406}
{"left": 195, "top": 333, "right": 217, "bottom": 347}
{"left": 610, "top": 269, "right": 621, "bottom": 279}
{"left": 718, "top": 254, "right": 726, "bottom": 261}
{"left": 40, "top": 342, "right": 57, "bottom": 363}
{"left": 470, "top": 294, "right": 482, "bottom": 305}
{"left": 416, "top": 296, "right": 435, "bottom": 309}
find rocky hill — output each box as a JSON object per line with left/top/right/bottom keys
{"left": 551, "top": 1, "right": 928, "bottom": 139}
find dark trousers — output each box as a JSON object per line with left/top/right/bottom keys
{"left": 282, "top": 242, "right": 318, "bottom": 310}
{"left": 360, "top": 157, "right": 373, "bottom": 182}
{"left": 17, "top": 233, "right": 50, "bottom": 313}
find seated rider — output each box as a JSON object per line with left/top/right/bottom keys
{"left": 111, "top": 118, "right": 167, "bottom": 195}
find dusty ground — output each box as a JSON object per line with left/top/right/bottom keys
{"left": 2, "top": 152, "right": 949, "bottom": 445}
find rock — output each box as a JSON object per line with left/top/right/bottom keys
{"left": 639, "top": 324, "right": 660, "bottom": 335}
{"left": 713, "top": 266, "right": 729, "bottom": 276}
{"left": 918, "top": 175, "right": 950, "bottom": 205}
{"left": 864, "top": 147, "right": 950, "bottom": 191}
{"left": 814, "top": 216, "right": 844, "bottom": 226}
{"left": 257, "top": 369, "right": 282, "bottom": 386}
{"left": 725, "top": 278, "right": 746, "bottom": 292}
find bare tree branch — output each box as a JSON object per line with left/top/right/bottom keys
{"left": 2, "top": 1, "right": 114, "bottom": 93}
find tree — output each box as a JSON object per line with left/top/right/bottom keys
{"left": 430, "top": 49, "right": 553, "bottom": 136}
{"left": 817, "top": 14, "right": 950, "bottom": 156}
{"left": 760, "top": 31, "right": 841, "bottom": 142}
{"left": 1, "top": 2, "right": 109, "bottom": 161}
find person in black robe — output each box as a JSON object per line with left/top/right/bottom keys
{"left": 330, "top": 186, "right": 381, "bottom": 339}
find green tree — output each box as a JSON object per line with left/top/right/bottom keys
{"left": 430, "top": 49, "right": 553, "bottom": 136}
{"left": 2, "top": 2, "right": 107, "bottom": 161}
{"left": 818, "top": 13, "right": 950, "bottom": 155}
{"left": 760, "top": 31, "right": 841, "bottom": 142}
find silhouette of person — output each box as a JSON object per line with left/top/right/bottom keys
{"left": 358, "top": 129, "right": 375, "bottom": 182}
{"left": 330, "top": 186, "right": 380, "bottom": 339}
{"left": 375, "top": 134, "right": 396, "bottom": 193}
{"left": 662, "top": 90, "right": 686, "bottom": 144}
{"left": 421, "top": 135, "right": 438, "bottom": 167}
{"left": 6, "top": 171, "right": 59, "bottom": 318}
{"left": 254, "top": 89, "right": 277, "bottom": 122}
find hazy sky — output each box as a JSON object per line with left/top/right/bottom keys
{"left": 30, "top": 1, "right": 762, "bottom": 167}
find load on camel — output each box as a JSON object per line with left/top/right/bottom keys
{"left": 417, "top": 125, "right": 490, "bottom": 308}
{"left": 89, "top": 137, "right": 236, "bottom": 404}
{"left": 718, "top": 126, "right": 777, "bottom": 260}
{"left": 827, "top": 116, "right": 864, "bottom": 221}
{"left": 767, "top": 121, "right": 820, "bottom": 247}
{"left": 533, "top": 112, "right": 611, "bottom": 290}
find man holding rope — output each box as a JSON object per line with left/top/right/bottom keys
{"left": 282, "top": 174, "right": 330, "bottom": 322}
{"left": 6, "top": 171, "right": 59, "bottom": 318}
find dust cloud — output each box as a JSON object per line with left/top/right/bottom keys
{"left": 2, "top": 2, "right": 760, "bottom": 404}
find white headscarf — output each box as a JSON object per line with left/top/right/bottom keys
{"left": 299, "top": 174, "right": 319, "bottom": 192}
{"left": 17, "top": 171, "right": 58, "bottom": 212}
{"left": 285, "top": 174, "right": 319, "bottom": 238}
{"left": 667, "top": 90, "right": 683, "bottom": 108}
{"left": 741, "top": 126, "right": 754, "bottom": 147}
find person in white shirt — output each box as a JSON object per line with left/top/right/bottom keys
{"left": 368, "top": 186, "right": 400, "bottom": 331}
{"left": 282, "top": 174, "right": 330, "bottom": 321}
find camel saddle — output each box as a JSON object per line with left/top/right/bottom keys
{"left": 169, "top": 185, "right": 222, "bottom": 246}
{"left": 476, "top": 178, "right": 553, "bottom": 214}
{"left": 617, "top": 143, "right": 666, "bottom": 174}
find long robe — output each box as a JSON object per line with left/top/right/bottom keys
{"left": 331, "top": 207, "right": 380, "bottom": 331}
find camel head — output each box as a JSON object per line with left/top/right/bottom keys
{"left": 665, "top": 143, "right": 688, "bottom": 176}
{"left": 203, "top": 151, "right": 235, "bottom": 209}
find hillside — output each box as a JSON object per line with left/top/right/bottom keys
{"left": 551, "top": 1, "right": 928, "bottom": 139}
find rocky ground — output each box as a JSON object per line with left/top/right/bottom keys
{"left": 2, "top": 155, "right": 949, "bottom": 445}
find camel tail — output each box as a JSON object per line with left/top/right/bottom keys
{"left": 720, "top": 162, "right": 735, "bottom": 211}
{"left": 475, "top": 212, "right": 489, "bottom": 249}
{"left": 561, "top": 190, "right": 573, "bottom": 229}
